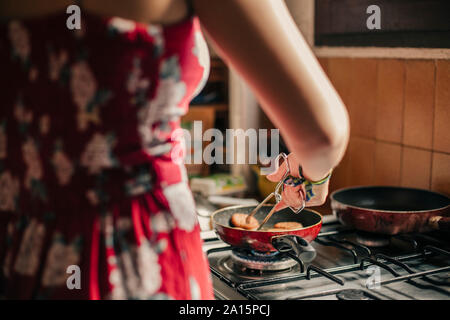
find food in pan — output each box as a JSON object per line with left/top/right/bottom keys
{"left": 230, "top": 212, "right": 303, "bottom": 231}
{"left": 266, "top": 228, "right": 286, "bottom": 232}
{"left": 273, "top": 221, "right": 303, "bottom": 230}
{"left": 230, "top": 213, "right": 260, "bottom": 230}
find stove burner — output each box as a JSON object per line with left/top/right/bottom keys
{"left": 336, "top": 289, "right": 376, "bottom": 300}
{"left": 356, "top": 231, "right": 390, "bottom": 247}
{"left": 249, "top": 250, "right": 279, "bottom": 258}
{"left": 231, "top": 249, "right": 298, "bottom": 271}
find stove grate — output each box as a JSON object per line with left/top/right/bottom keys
{"left": 208, "top": 227, "right": 450, "bottom": 300}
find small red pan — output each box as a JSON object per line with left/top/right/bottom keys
{"left": 330, "top": 186, "right": 450, "bottom": 235}
{"left": 211, "top": 204, "right": 322, "bottom": 262}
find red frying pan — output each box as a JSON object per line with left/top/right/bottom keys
{"left": 330, "top": 186, "right": 450, "bottom": 235}
{"left": 211, "top": 204, "right": 322, "bottom": 262}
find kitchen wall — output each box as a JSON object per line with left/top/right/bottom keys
{"left": 228, "top": 2, "right": 450, "bottom": 205}
{"left": 317, "top": 57, "right": 450, "bottom": 196}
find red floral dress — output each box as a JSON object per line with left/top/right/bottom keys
{"left": 0, "top": 10, "right": 213, "bottom": 299}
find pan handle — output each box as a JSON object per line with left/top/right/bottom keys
{"left": 429, "top": 216, "right": 450, "bottom": 231}
{"left": 271, "top": 235, "right": 316, "bottom": 263}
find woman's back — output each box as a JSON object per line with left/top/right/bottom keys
{"left": 0, "top": 0, "right": 212, "bottom": 299}
{"left": 0, "top": 0, "right": 350, "bottom": 300}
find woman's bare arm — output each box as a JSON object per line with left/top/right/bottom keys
{"left": 193, "top": 0, "right": 350, "bottom": 181}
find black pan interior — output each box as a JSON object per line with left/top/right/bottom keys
{"left": 213, "top": 205, "right": 321, "bottom": 229}
{"left": 332, "top": 186, "right": 450, "bottom": 211}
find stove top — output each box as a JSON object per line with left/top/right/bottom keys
{"left": 201, "top": 216, "right": 450, "bottom": 300}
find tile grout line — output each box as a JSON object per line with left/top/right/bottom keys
{"left": 399, "top": 59, "right": 407, "bottom": 187}
{"left": 429, "top": 60, "right": 437, "bottom": 190}
{"left": 372, "top": 59, "right": 379, "bottom": 184}
{"left": 350, "top": 136, "right": 450, "bottom": 156}
{"left": 399, "top": 60, "right": 407, "bottom": 186}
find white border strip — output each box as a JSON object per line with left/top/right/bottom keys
{"left": 314, "top": 46, "right": 450, "bottom": 60}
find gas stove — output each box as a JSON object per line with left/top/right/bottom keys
{"left": 201, "top": 215, "right": 450, "bottom": 300}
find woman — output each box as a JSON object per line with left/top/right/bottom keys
{"left": 0, "top": 0, "right": 349, "bottom": 299}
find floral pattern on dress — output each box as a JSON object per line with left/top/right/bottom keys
{"left": 70, "top": 60, "right": 112, "bottom": 131}
{"left": 0, "top": 15, "right": 214, "bottom": 300}
{"left": 189, "top": 276, "right": 201, "bottom": 300}
{"left": 8, "top": 20, "right": 31, "bottom": 65}
{"left": 80, "top": 133, "right": 118, "bottom": 174}
{"left": 14, "top": 97, "right": 33, "bottom": 135}
{"left": 192, "top": 30, "right": 210, "bottom": 98}
{"left": 13, "top": 219, "right": 46, "bottom": 276}
{"left": 150, "top": 211, "right": 175, "bottom": 233}
{"left": 162, "top": 182, "right": 198, "bottom": 232}
{"left": 127, "top": 58, "right": 150, "bottom": 95}
{"left": 135, "top": 241, "right": 163, "bottom": 296}
{"left": 2, "top": 249, "right": 13, "bottom": 278}
{"left": 86, "top": 189, "right": 100, "bottom": 206}
{"left": 147, "top": 25, "right": 164, "bottom": 58}
{"left": 49, "top": 49, "right": 69, "bottom": 81}
{"left": 20, "top": 137, "right": 47, "bottom": 202}
{"left": 137, "top": 56, "right": 187, "bottom": 156}
{"left": 100, "top": 207, "right": 167, "bottom": 299}
{"left": 0, "top": 171, "right": 20, "bottom": 211}
{"left": 101, "top": 212, "right": 125, "bottom": 299}
{"left": 121, "top": 164, "right": 155, "bottom": 197}
{"left": 52, "top": 141, "right": 74, "bottom": 186}
{"left": 41, "top": 233, "right": 83, "bottom": 287}
{"left": 108, "top": 17, "right": 137, "bottom": 34}
{"left": 28, "top": 66, "right": 39, "bottom": 82}
{"left": 107, "top": 268, "right": 126, "bottom": 300}
{"left": 127, "top": 57, "right": 151, "bottom": 108}
{"left": 71, "top": 60, "right": 97, "bottom": 128}
{"left": 22, "top": 138, "right": 44, "bottom": 194}
{"left": 39, "top": 114, "right": 51, "bottom": 135}
{"left": 114, "top": 240, "right": 163, "bottom": 299}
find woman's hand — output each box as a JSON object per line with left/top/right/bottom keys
{"left": 266, "top": 153, "right": 330, "bottom": 211}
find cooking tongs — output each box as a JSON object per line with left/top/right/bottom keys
{"left": 246, "top": 153, "right": 306, "bottom": 230}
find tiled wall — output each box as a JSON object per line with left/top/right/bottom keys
{"left": 318, "top": 57, "right": 450, "bottom": 196}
